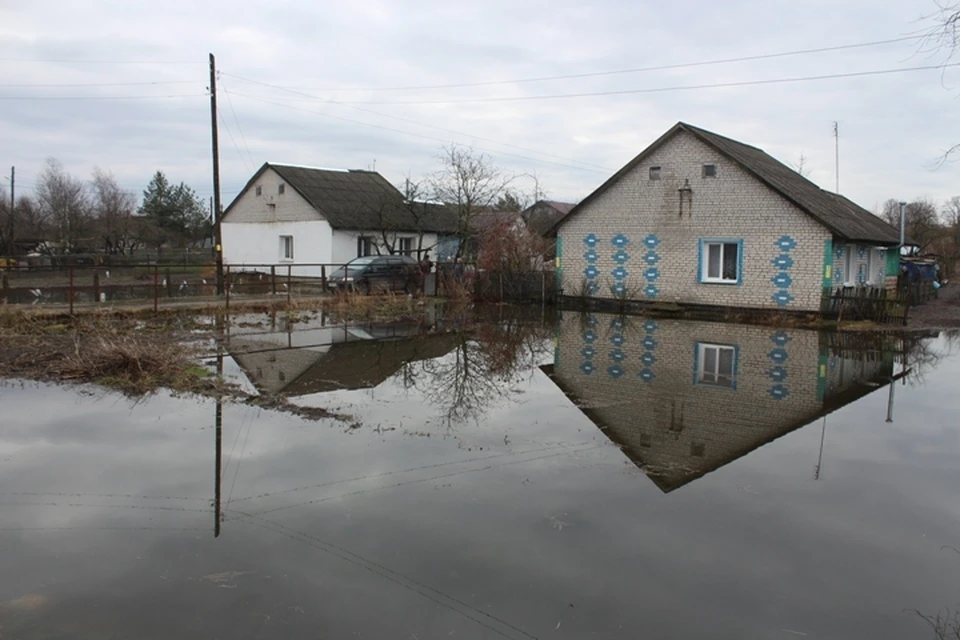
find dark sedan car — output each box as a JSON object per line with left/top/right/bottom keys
{"left": 327, "top": 255, "right": 419, "bottom": 294}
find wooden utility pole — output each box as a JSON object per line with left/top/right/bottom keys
{"left": 209, "top": 53, "right": 225, "bottom": 295}
{"left": 7, "top": 166, "right": 13, "bottom": 257}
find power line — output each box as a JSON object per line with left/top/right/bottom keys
{"left": 319, "top": 62, "right": 960, "bottom": 105}
{"left": 225, "top": 89, "right": 612, "bottom": 174}
{"left": 0, "top": 93, "right": 207, "bottom": 101}
{"left": 0, "top": 57, "right": 201, "bottom": 64}
{"left": 218, "top": 75, "right": 256, "bottom": 169}
{"left": 223, "top": 77, "right": 613, "bottom": 173}
{"left": 0, "top": 80, "right": 198, "bottom": 88}
{"left": 218, "top": 106, "right": 253, "bottom": 173}
{"left": 226, "top": 34, "right": 924, "bottom": 93}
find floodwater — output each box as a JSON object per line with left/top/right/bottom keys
{"left": 2, "top": 308, "right": 960, "bottom": 639}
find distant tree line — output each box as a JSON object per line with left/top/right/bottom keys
{"left": 0, "top": 159, "right": 209, "bottom": 256}
{"left": 879, "top": 197, "right": 960, "bottom": 276}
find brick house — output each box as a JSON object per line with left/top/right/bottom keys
{"left": 543, "top": 312, "right": 897, "bottom": 492}
{"left": 554, "top": 123, "right": 903, "bottom": 313}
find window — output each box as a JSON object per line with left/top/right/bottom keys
{"left": 844, "top": 244, "right": 855, "bottom": 286}
{"left": 865, "top": 248, "right": 874, "bottom": 285}
{"left": 649, "top": 166, "right": 662, "bottom": 181}
{"left": 696, "top": 342, "right": 737, "bottom": 388}
{"left": 279, "top": 235, "right": 294, "bottom": 260}
{"left": 278, "top": 183, "right": 285, "bottom": 194}
{"left": 699, "top": 239, "right": 741, "bottom": 284}
{"left": 397, "top": 237, "right": 414, "bottom": 255}
{"left": 255, "top": 186, "right": 262, "bottom": 196}
{"left": 702, "top": 163, "right": 717, "bottom": 178}
{"left": 357, "top": 236, "right": 376, "bottom": 257}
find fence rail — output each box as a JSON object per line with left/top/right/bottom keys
{"left": 1, "top": 261, "right": 557, "bottom": 313}
{"left": 820, "top": 286, "right": 908, "bottom": 326}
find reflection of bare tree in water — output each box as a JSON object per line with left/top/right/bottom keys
{"left": 397, "top": 318, "right": 553, "bottom": 425}
{"left": 902, "top": 331, "right": 960, "bottom": 386}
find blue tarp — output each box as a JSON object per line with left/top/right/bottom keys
{"left": 901, "top": 261, "right": 938, "bottom": 280}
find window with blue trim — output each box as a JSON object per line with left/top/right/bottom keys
{"left": 700, "top": 239, "right": 742, "bottom": 284}
{"left": 696, "top": 342, "right": 737, "bottom": 388}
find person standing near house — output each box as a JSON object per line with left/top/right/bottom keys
{"left": 419, "top": 250, "right": 433, "bottom": 295}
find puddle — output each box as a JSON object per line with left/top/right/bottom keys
{"left": 2, "top": 310, "right": 960, "bottom": 638}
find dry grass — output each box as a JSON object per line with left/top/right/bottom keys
{"left": 57, "top": 335, "right": 208, "bottom": 395}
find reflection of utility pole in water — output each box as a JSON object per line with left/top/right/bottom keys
{"left": 214, "top": 312, "right": 224, "bottom": 537}
{"left": 814, "top": 416, "right": 827, "bottom": 480}
{"left": 885, "top": 374, "right": 896, "bottom": 423}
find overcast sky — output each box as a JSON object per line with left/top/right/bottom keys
{"left": 1, "top": 0, "right": 957, "bottom": 214}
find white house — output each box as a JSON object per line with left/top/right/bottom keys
{"left": 221, "top": 163, "right": 457, "bottom": 276}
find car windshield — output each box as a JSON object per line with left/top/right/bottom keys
{"left": 348, "top": 257, "right": 379, "bottom": 266}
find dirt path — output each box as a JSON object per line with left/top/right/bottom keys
{"left": 907, "top": 283, "right": 960, "bottom": 330}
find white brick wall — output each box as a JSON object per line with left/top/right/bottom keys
{"left": 558, "top": 131, "right": 832, "bottom": 312}
{"left": 549, "top": 313, "right": 889, "bottom": 491}
{"left": 223, "top": 168, "right": 323, "bottom": 224}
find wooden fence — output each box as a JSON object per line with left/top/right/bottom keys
{"left": 820, "top": 286, "right": 908, "bottom": 325}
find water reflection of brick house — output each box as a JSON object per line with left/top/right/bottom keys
{"left": 543, "top": 313, "right": 896, "bottom": 492}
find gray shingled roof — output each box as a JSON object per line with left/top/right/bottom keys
{"left": 561, "top": 123, "right": 902, "bottom": 244}
{"left": 228, "top": 163, "right": 458, "bottom": 233}
{"left": 522, "top": 200, "right": 577, "bottom": 236}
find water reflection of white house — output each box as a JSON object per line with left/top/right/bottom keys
{"left": 543, "top": 313, "right": 897, "bottom": 492}
{"left": 226, "top": 317, "right": 459, "bottom": 396}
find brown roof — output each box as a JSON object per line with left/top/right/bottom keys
{"left": 522, "top": 200, "right": 577, "bottom": 236}
{"left": 225, "top": 163, "right": 458, "bottom": 233}
{"left": 558, "top": 123, "right": 902, "bottom": 244}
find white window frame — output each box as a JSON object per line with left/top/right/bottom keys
{"left": 844, "top": 244, "right": 856, "bottom": 286}
{"left": 397, "top": 237, "right": 415, "bottom": 256}
{"left": 702, "top": 163, "right": 717, "bottom": 178}
{"left": 279, "top": 235, "right": 294, "bottom": 261}
{"left": 699, "top": 239, "right": 742, "bottom": 285}
{"left": 696, "top": 342, "right": 737, "bottom": 389}
{"left": 357, "top": 236, "right": 376, "bottom": 257}
{"left": 865, "top": 248, "right": 875, "bottom": 285}
{"left": 649, "top": 166, "right": 662, "bottom": 181}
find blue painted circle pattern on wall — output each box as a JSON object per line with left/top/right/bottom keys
{"left": 637, "top": 319, "right": 658, "bottom": 383}
{"left": 579, "top": 315, "right": 598, "bottom": 375}
{"left": 771, "top": 235, "right": 797, "bottom": 307}
{"left": 766, "top": 331, "right": 791, "bottom": 399}
{"left": 583, "top": 235, "right": 600, "bottom": 294}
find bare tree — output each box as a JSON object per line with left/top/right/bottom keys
{"left": 35, "top": 158, "right": 90, "bottom": 253}
{"left": 429, "top": 144, "right": 512, "bottom": 259}
{"left": 90, "top": 168, "right": 138, "bottom": 254}
{"left": 880, "top": 198, "right": 944, "bottom": 251}
{"left": 921, "top": 2, "right": 960, "bottom": 161}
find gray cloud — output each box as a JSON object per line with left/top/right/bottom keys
{"left": 0, "top": 0, "right": 956, "bottom": 212}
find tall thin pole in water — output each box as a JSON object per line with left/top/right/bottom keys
{"left": 214, "top": 313, "right": 224, "bottom": 537}
{"left": 814, "top": 416, "right": 827, "bottom": 480}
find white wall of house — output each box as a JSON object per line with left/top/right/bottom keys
{"left": 222, "top": 166, "right": 336, "bottom": 276}
{"left": 557, "top": 130, "right": 832, "bottom": 312}
{"left": 332, "top": 230, "right": 440, "bottom": 264}
{"left": 222, "top": 220, "right": 333, "bottom": 277}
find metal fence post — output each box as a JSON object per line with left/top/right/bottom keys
{"left": 321, "top": 264, "right": 327, "bottom": 291}
{"left": 225, "top": 265, "right": 231, "bottom": 311}
{"left": 94, "top": 271, "right": 101, "bottom": 304}
{"left": 153, "top": 264, "right": 159, "bottom": 313}
{"left": 271, "top": 265, "right": 276, "bottom": 295}
{"left": 69, "top": 266, "right": 75, "bottom": 315}
{"left": 287, "top": 265, "right": 292, "bottom": 304}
